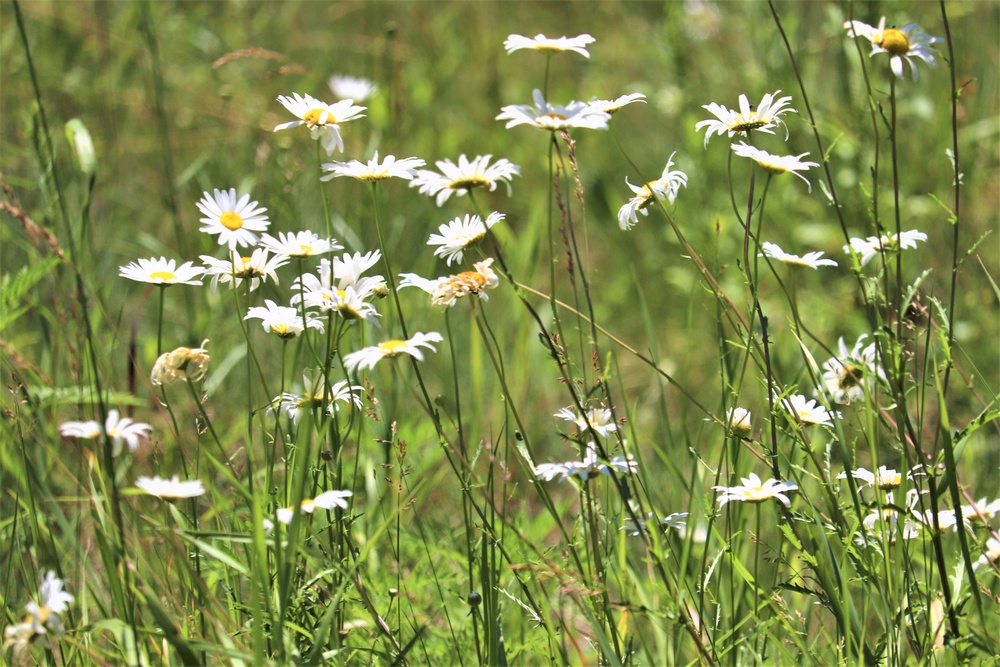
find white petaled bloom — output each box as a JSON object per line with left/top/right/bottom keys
{"left": 588, "top": 93, "right": 647, "bottom": 115}
{"left": 695, "top": 90, "right": 796, "bottom": 147}
{"left": 321, "top": 151, "right": 425, "bottom": 182}
{"left": 962, "top": 497, "right": 1000, "bottom": 522}
{"left": 398, "top": 258, "right": 500, "bottom": 308}
{"left": 731, "top": 142, "right": 818, "bottom": 191}
{"left": 860, "top": 491, "right": 922, "bottom": 542}
{"left": 151, "top": 340, "right": 210, "bottom": 385}
{"left": 274, "top": 93, "right": 366, "bottom": 155}
{"left": 135, "top": 475, "right": 206, "bottom": 499}
{"left": 780, "top": 393, "right": 840, "bottom": 427}
{"left": 245, "top": 299, "right": 324, "bottom": 339}
{"left": 200, "top": 248, "right": 289, "bottom": 292}
{"left": 343, "top": 332, "right": 444, "bottom": 373}
{"left": 410, "top": 155, "right": 520, "bottom": 207}
{"left": 59, "top": 409, "right": 152, "bottom": 455}
{"left": 822, "top": 334, "right": 885, "bottom": 404}
{"left": 118, "top": 257, "right": 204, "bottom": 286}
{"left": 760, "top": 242, "right": 838, "bottom": 269}
{"left": 837, "top": 465, "right": 902, "bottom": 490}
{"left": 271, "top": 372, "right": 363, "bottom": 423}
{"left": 291, "top": 252, "right": 384, "bottom": 326}
{"left": 503, "top": 33, "right": 595, "bottom": 58}
{"left": 553, "top": 406, "right": 618, "bottom": 438}
{"left": 328, "top": 75, "right": 378, "bottom": 102}
{"left": 197, "top": 188, "right": 270, "bottom": 250}
{"left": 844, "top": 230, "right": 928, "bottom": 267}
{"left": 975, "top": 537, "right": 1000, "bottom": 571}
{"left": 3, "top": 571, "right": 75, "bottom": 647}
{"left": 275, "top": 490, "right": 353, "bottom": 525}
{"left": 622, "top": 512, "right": 689, "bottom": 537}
{"left": 497, "top": 89, "right": 611, "bottom": 132}
{"left": 727, "top": 407, "right": 753, "bottom": 438}
{"left": 259, "top": 231, "right": 341, "bottom": 258}
{"left": 618, "top": 153, "right": 689, "bottom": 230}
{"left": 426, "top": 212, "right": 505, "bottom": 265}
{"left": 534, "top": 444, "right": 638, "bottom": 483}
{"left": 915, "top": 508, "right": 959, "bottom": 534}
{"left": 714, "top": 473, "right": 798, "bottom": 508}
{"left": 844, "top": 17, "right": 942, "bottom": 81}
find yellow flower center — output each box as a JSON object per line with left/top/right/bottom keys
{"left": 880, "top": 28, "right": 910, "bottom": 56}
{"left": 378, "top": 340, "right": 408, "bottom": 356}
{"left": 272, "top": 323, "right": 295, "bottom": 339}
{"left": 301, "top": 499, "right": 315, "bottom": 511}
{"left": 450, "top": 176, "right": 491, "bottom": 190}
{"left": 541, "top": 113, "right": 568, "bottom": 123}
{"left": 731, "top": 117, "right": 768, "bottom": 133}
{"left": 757, "top": 158, "right": 789, "bottom": 175}
{"left": 219, "top": 211, "right": 244, "bottom": 231}
{"left": 150, "top": 270, "right": 176, "bottom": 282}
{"left": 839, "top": 364, "right": 864, "bottom": 388}
{"left": 302, "top": 108, "right": 332, "bottom": 126}
{"left": 298, "top": 244, "right": 313, "bottom": 255}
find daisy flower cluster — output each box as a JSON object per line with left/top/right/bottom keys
{"left": 3, "top": 572, "right": 74, "bottom": 651}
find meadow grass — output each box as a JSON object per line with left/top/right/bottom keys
{"left": 1, "top": 1, "right": 998, "bottom": 665}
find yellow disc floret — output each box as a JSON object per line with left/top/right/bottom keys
{"left": 219, "top": 211, "right": 244, "bottom": 231}
{"left": 880, "top": 28, "right": 910, "bottom": 56}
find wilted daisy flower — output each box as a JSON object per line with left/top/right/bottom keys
{"left": 343, "top": 331, "right": 444, "bottom": 373}
{"left": 714, "top": 473, "right": 798, "bottom": 508}
{"left": 695, "top": 90, "right": 796, "bottom": 147}
{"left": 151, "top": 340, "right": 210, "bottom": 385}
{"left": 59, "top": 409, "right": 152, "bottom": 455}
{"left": 622, "top": 511, "right": 689, "bottom": 537}
{"left": 410, "top": 155, "right": 520, "bottom": 207}
{"left": 3, "top": 571, "right": 74, "bottom": 649}
{"left": 553, "top": 405, "right": 618, "bottom": 438}
{"left": 398, "top": 258, "right": 500, "bottom": 308}
{"left": 588, "top": 93, "right": 647, "bottom": 115}
{"left": 201, "top": 248, "right": 289, "bottom": 292}
{"left": 974, "top": 537, "right": 1000, "bottom": 571}
{"left": 618, "top": 153, "right": 688, "bottom": 230}
{"left": 275, "top": 489, "right": 354, "bottom": 525}
{"left": 497, "top": 89, "right": 611, "bottom": 132}
{"left": 274, "top": 93, "right": 366, "bottom": 155}
{"left": 822, "top": 334, "right": 884, "bottom": 404}
{"left": 291, "top": 252, "right": 384, "bottom": 325}
{"left": 503, "top": 33, "right": 595, "bottom": 57}
{"left": 731, "top": 142, "right": 818, "bottom": 190}
{"left": 135, "top": 475, "right": 206, "bottom": 499}
{"left": 196, "top": 188, "right": 270, "bottom": 250}
{"left": 844, "top": 230, "right": 928, "bottom": 267}
{"left": 534, "top": 444, "right": 638, "bottom": 482}
{"left": 838, "top": 465, "right": 902, "bottom": 490}
{"left": 118, "top": 257, "right": 205, "bottom": 286}
{"left": 844, "top": 17, "right": 941, "bottom": 81}
{"left": 779, "top": 393, "right": 839, "bottom": 427}
{"left": 760, "top": 242, "right": 838, "bottom": 268}
{"left": 245, "top": 299, "right": 324, "bottom": 339}
{"left": 259, "top": 231, "right": 341, "bottom": 258}
{"left": 328, "top": 74, "right": 378, "bottom": 102}
{"left": 271, "top": 371, "right": 363, "bottom": 423}
{"left": 426, "top": 212, "right": 505, "bottom": 265}
{"left": 727, "top": 407, "right": 753, "bottom": 438}
{"left": 321, "top": 151, "right": 425, "bottom": 182}
{"left": 962, "top": 497, "right": 1000, "bottom": 522}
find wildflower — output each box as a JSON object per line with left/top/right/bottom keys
{"left": 622, "top": 512, "right": 688, "bottom": 537}
{"left": 503, "top": 33, "right": 595, "bottom": 58}
{"left": 196, "top": 188, "right": 270, "bottom": 250}
{"left": 59, "top": 409, "right": 152, "bottom": 455}
{"left": 259, "top": 230, "right": 341, "bottom": 258}
{"left": 410, "top": 155, "right": 520, "bottom": 207}
{"left": 3, "top": 571, "right": 74, "bottom": 649}
{"left": 588, "top": 93, "right": 647, "bottom": 115}
{"left": 274, "top": 93, "right": 366, "bottom": 155}
{"left": 844, "top": 230, "right": 928, "bottom": 267}
{"left": 328, "top": 75, "right": 378, "bottom": 102}
{"left": 778, "top": 393, "right": 839, "bottom": 427}
{"left": 553, "top": 405, "right": 618, "bottom": 438}
{"left": 695, "top": 90, "right": 796, "bottom": 147}
{"left": 860, "top": 491, "right": 922, "bottom": 542}
{"left": 398, "top": 259, "right": 499, "bottom": 308}
{"left": 844, "top": 17, "right": 942, "bottom": 81}
{"left": 151, "top": 340, "right": 210, "bottom": 385}
{"left": 760, "top": 242, "right": 837, "bottom": 268}
{"left": 534, "top": 444, "right": 637, "bottom": 482}
{"left": 618, "top": 153, "right": 688, "bottom": 230}
{"left": 821, "top": 334, "right": 884, "bottom": 404}
{"left": 713, "top": 473, "right": 798, "bottom": 508}
{"left": 426, "top": 212, "right": 505, "bottom": 265}
{"left": 200, "top": 248, "right": 289, "bottom": 292}
{"left": 726, "top": 407, "right": 753, "bottom": 438}
{"left": 497, "top": 89, "right": 611, "bottom": 132}
{"left": 118, "top": 256, "right": 204, "bottom": 286}
{"left": 275, "top": 490, "right": 353, "bottom": 525}
{"left": 731, "top": 142, "right": 818, "bottom": 190}
{"left": 271, "top": 372, "right": 363, "bottom": 423}
{"left": 838, "top": 465, "right": 902, "bottom": 490}
{"left": 962, "top": 497, "right": 1000, "bottom": 522}
{"left": 343, "top": 332, "right": 444, "bottom": 373}
{"left": 245, "top": 299, "right": 324, "bottom": 339}
{"left": 291, "top": 252, "right": 384, "bottom": 326}
{"left": 974, "top": 537, "right": 1000, "bottom": 571}
{"left": 914, "top": 508, "right": 959, "bottom": 534}
{"left": 320, "top": 151, "right": 425, "bottom": 182}
{"left": 135, "top": 475, "right": 206, "bottom": 499}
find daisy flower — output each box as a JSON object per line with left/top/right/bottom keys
{"left": 726, "top": 407, "right": 753, "bottom": 438}
{"left": 503, "top": 33, "right": 595, "bottom": 57}
{"left": 622, "top": 512, "right": 689, "bottom": 537}
{"left": 343, "top": 332, "right": 444, "bottom": 373}
{"left": 118, "top": 257, "right": 204, "bottom": 286}
{"left": 196, "top": 188, "right": 270, "bottom": 250}
{"left": 59, "top": 409, "right": 152, "bottom": 454}
{"left": 779, "top": 393, "right": 839, "bottom": 427}
{"left": 200, "top": 248, "right": 289, "bottom": 292}
{"left": 497, "top": 89, "right": 611, "bottom": 132}
{"left": 962, "top": 497, "right": 1000, "bottom": 522}
{"left": 135, "top": 475, "right": 206, "bottom": 499}
{"left": 731, "top": 142, "right": 818, "bottom": 190}
{"left": 588, "top": 93, "right": 647, "bottom": 115}
{"left": 534, "top": 444, "right": 637, "bottom": 482}
{"left": 838, "top": 465, "right": 902, "bottom": 490}
{"left": 3, "top": 571, "right": 74, "bottom": 648}
{"left": 398, "top": 258, "right": 500, "bottom": 308}
{"left": 760, "top": 242, "right": 838, "bottom": 268}
{"left": 245, "top": 299, "right": 324, "bottom": 339}
{"left": 844, "top": 17, "right": 941, "bottom": 81}
{"left": 274, "top": 92, "right": 366, "bottom": 155}
{"left": 974, "top": 537, "right": 1000, "bottom": 571}
{"left": 328, "top": 75, "right": 378, "bottom": 102}
{"left": 714, "top": 473, "right": 798, "bottom": 508}
{"left": 291, "top": 252, "right": 384, "bottom": 325}
{"left": 860, "top": 490, "right": 922, "bottom": 541}
{"left": 259, "top": 230, "right": 341, "bottom": 258}
{"left": 271, "top": 371, "right": 363, "bottom": 423}
{"left": 844, "top": 230, "right": 928, "bottom": 267}
{"left": 553, "top": 405, "right": 619, "bottom": 438}
{"left": 151, "top": 340, "right": 210, "bottom": 385}
{"left": 410, "top": 155, "right": 520, "bottom": 207}
{"left": 695, "top": 90, "right": 796, "bottom": 147}
{"left": 914, "top": 508, "right": 959, "bottom": 534}
{"left": 426, "top": 212, "right": 505, "bottom": 265}
{"left": 822, "top": 334, "right": 885, "bottom": 404}
{"left": 321, "top": 151, "right": 425, "bottom": 182}
{"left": 275, "top": 490, "right": 353, "bottom": 525}
{"left": 618, "top": 153, "right": 688, "bottom": 229}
